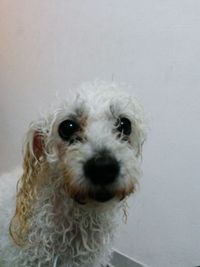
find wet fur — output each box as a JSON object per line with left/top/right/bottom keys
{"left": 0, "top": 82, "right": 146, "bottom": 267}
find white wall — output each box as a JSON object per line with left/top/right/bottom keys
{"left": 0, "top": 1, "right": 200, "bottom": 266}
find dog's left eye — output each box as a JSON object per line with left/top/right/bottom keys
{"left": 58, "top": 120, "right": 79, "bottom": 141}
{"left": 116, "top": 117, "right": 132, "bottom": 136}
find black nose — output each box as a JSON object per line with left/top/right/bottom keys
{"left": 84, "top": 154, "right": 120, "bottom": 185}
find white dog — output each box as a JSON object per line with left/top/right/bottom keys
{"left": 0, "top": 82, "right": 146, "bottom": 267}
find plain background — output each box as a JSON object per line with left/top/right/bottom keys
{"left": 0, "top": 1, "right": 200, "bottom": 266}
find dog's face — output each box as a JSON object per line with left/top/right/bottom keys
{"left": 10, "top": 84, "right": 146, "bottom": 245}
{"left": 29, "top": 86, "right": 146, "bottom": 204}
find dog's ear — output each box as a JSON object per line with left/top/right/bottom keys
{"left": 133, "top": 118, "right": 146, "bottom": 158}
{"left": 129, "top": 99, "right": 147, "bottom": 158}
{"left": 9, "top": 123, "right": 47, "bottom": 246}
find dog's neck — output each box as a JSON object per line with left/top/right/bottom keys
{"left": 21, "top": 182, "right": 124, "bottom": 267}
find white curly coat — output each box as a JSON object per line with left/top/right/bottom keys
{"left": 0, "top": 82, "right": 146, "bottom": 267}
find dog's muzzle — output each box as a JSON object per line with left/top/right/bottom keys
{"left": 84, "top": 153, "right": 120, "bottom": 186}
{"left": 83, "top": 152, "right": 120, "bottom": 202}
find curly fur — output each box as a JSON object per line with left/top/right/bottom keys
{"left": 0, "top": 82, "right": 146, "bottom": 267}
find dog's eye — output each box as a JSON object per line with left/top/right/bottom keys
{"left": 116, "top": 117, "right": 132, "bottom": 136}
{"left": 58, "top": 120, "right": 79, "bottom": 141}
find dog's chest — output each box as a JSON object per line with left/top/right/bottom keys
{"left": 23, "top": 202, "right": 119, "bottom": 267}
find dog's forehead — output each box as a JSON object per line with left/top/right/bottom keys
{"left": 55, "top": 85, "right": 137, "bottom": 123}
{"left": 75, "top": 88, "right": 133, "bottom": 118}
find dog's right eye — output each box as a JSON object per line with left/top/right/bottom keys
{"left": 58, "top": 120, "right": 79, "bottom": 141}
{"left": 116, "top": 117, "right": 132, "bottom": 136}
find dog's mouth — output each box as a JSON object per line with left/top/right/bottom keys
{"left": 74, "top": 189, "right": 115, "bottom": 204}
{"left": 91, "top": 190, "right": 114, "bottom": 203}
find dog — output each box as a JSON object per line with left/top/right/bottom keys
{"left": 0, "top": 82, "right": 146, "bottom": 267}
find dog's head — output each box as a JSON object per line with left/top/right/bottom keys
{"left": 10, "top": 82, "right": 146, "bottom": 244}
